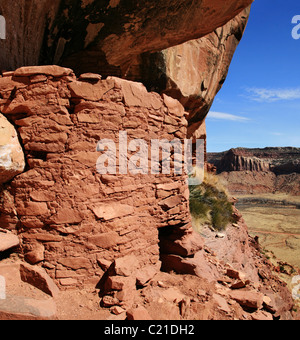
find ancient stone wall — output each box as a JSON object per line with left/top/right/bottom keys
{"left": 0, "top": 66, "right": 192, "bottom": 288}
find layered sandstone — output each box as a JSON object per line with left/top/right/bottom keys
{"left": 208, "top": 148, "right": 300, "bottom": 195}
{"left": 209, "top": 147, "right": 300, "bottom": 174}
{"left": 0, "top": 0, "right": 253, "bottom": 73}
{"left": 132, "top": 7, "right": 251, "bottom": 132}
{"left": 210, "top": 148, "right": 271, "bottom": 172}
{"left": 0, "top": 66, "right": 192, "bottom": 288}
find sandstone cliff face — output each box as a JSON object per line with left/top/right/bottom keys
{"left": 0, "top": 0, "right": 61, "bottom": 70}
{"left": 135, "top": 7, "right": 251, "bottom": 130}
{"left": 209, "top": 147, "right": 300, "bottom": 173}
{"left": 0, "top": 0, "right": 253, "bottom": 73}
{"left": 208, "top": 148, "right": 300, "bottom": 195}
{"left": 210, "top": 148, "right": 271, "bottom": 172}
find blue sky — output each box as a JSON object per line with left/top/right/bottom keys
{"left": 206, "top": 0, "right": 300, "bottom": 152}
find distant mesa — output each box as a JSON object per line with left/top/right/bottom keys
{"left": 208, "top": 147, "right": 300, "bottom": 174}
{"left": 207, "top": 147, "right": 300, "bottom": 195}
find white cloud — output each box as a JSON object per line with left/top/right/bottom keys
{"left": 270, "top": 132, "right": 284, "bottom": 136}
{"left": 246, "top": 87, "right": 300, "bottom": 102}
{"left": 207, "top": 111, "right": 250, "bottom": 122}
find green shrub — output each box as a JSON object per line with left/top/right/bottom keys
{"left": 189, "top": 174, "right": 233, "bottom": 232}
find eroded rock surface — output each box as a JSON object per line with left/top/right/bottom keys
{"left": 0, "top": 1, "right": 253, "bottom": 155}
{"left": 0, "top": 66, "right": 191, "bottom": 288}
{"left": 128, "top": 7, "right": 251, "bottom": 130}
{"left": 208, "top": 148, "right": 300, "bottom": 195}
{"left": 0, "top": 114, "right": 25, "bottom": 184}
{"left": 0, "top": 0, "right": 253, "bottom": 73}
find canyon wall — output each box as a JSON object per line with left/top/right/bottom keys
{"left": 0, "top": 0, "right": 253, "bottom": 73}
{"left": 208, "top": 148, "right": 300, "bottom": 195}
{"left": 134, "top": 7, "right": 251, "bottom": 132}
{"left": 209, "top": 148, "right": 271, "bottom": 172}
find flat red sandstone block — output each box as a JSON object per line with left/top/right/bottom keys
{"left": 14, "top": 65, "right": 73, "bottom": 78}
{"left": 68, "top": 78, "right": 115, "bottom": 101}
{"left": 229, "top": 290, "right": 264, "bottom": 310}
{"left": 88, "top": 232, "right": 121, "bottom": 249}
{"left": 20, "top": 263, "right": 60, "bottom": 298}
{"left": 251, "top": 310, "right": 273, "bottom": 321}
{"left": 126, "top": 306, "right": 152, "bottom": 320}
{"left": 57, "top": 257, "right": 91, "bottom": 271}
{"left": 17, "top": 202, "right": 49, "bottom": 217}
{"left": 92, "top": 203, "right": 135, "bottom": 221}
{"left": 0, "top": 231, "right": 19, "bottom": 252}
